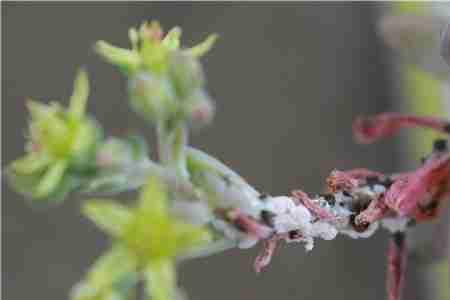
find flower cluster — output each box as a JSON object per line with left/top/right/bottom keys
{"left": 96, "top": 21, "right": 216, "bottom": 127}
{"left": 7, "top": 70, "right": 102, "bottom": 202}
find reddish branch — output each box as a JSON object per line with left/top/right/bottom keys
{"left": 353, "top": 112, "right": 450, "bottom": 144}
{"left": 387, "top": 233, "right": 407, "bottom": 300}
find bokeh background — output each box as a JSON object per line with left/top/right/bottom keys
{"left": 2, "top": 3, "right": 430, "bottom": 300}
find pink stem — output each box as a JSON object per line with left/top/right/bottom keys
{"left": 386, "top": 233, "right": 407, "bottom": 300}
{"left": 228, "top": 209, "right": 273, "bottom": 239}
{"left": 353, "top": 113, "right": 450, "bottom": 144}
{"left": 291, "top": 190, "right": 336, "bottom": 220}
{"left": 326, "top": 170, "right": 359, "bottom": 192}
{"left": 384, "top": 154, "right": 450, "bottom": 218}
{"left": 355, "top": 196, "right": 390, "bottom": 226}
{"left": 254, "top": 235, "right": 280, "bottom": 273}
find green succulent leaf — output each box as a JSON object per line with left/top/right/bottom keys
{"left": 83, "top": 176, "right": 212, "bottom": 265}
{"left": 83, "top": 200, "right": 132, "bottom": 237}
{"left": 162, "top": 27, "right": 182, "bottom": 51}
{"left": 126, "top": 134, "right": 149, "bottom": 161}
{"left": 78, "top": 177, "right": 212, "bottom": 300}
{"left": 128, "top": 73, "right": 177, "bottom": 122}
{"left": 137, "top": 176, "right": 168, "bottom": 218}
{"left": 82, "top": 173, "right": 137, "bottom": 195}
{"left": 69, "top": 69, "right": 89, "bottom": 119}
{"left": 83, "top": 135, "right": 152, "bottom": 195}
{"left": 10, "top": 152, "right": 50, "bottom": 175}
{"left": 168, "top": 52, "right": 204, "bottom": 98}
{"left": 7, "top": 165, "right": 80, "bottom": 203}
{"left": 70, "top": 245, "right": 137, "bottom": 300}
{"left": 34, "top": 159, "right": 68, "bottom": 198}
{"left": 185, "top": 34, "right": 218, "bottom": 58}
{"left": 171, "top": 220, "right": 212, "bottom": 254}
{"left": 95, "top": 41, "right": 140, "bottom": 75}
{"left": 144, "top": 259, "right": 176, "bottom": 300}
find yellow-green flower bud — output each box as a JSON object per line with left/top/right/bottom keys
{"left": 96, "top": 21, "right": 217, "bottom": 126}
{"left": 183, "top": 90, "right": 215, "bottom": 127}
{"left": 168, "top": 52, "right": 204, "bottom": 99}
{"left": 128, "top": 72, "right": 177, "bottom": 122}
{"left": 96, "top": 135, "right": 148, "bottom": 169}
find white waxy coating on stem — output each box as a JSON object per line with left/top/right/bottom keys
{"left": 263, "top": 196, "right": 338, "bottom": 251}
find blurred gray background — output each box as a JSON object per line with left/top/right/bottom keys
{"left": 2, "top": 3, "right": 416, "bottom": 300}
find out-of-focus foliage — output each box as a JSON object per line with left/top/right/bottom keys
{"left": 402, "top": 65, "right": 446, "bottom": 159}
{"left": 83, "top": 134, "right": 152, "bottom": 195}
{"left": 7, "top": 70, "right": 102, "bottom": 202}
{"left": 73, "top": 177, "right": 212, "bottom": 300}
{"left": 96, "top": 21, "right": 216, "bottom": 126}
{"left": 380, "top": 3, "right": 449, "bottom": 160}
{"left": 383, "top": 3, "right": 450, "bottom": 299}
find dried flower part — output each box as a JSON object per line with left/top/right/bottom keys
{"left": 221, "top": 208, "right": 273, "bottom": 240}
{"left": 384, "top": 153, "right": 450, "bottom": 218}
{"left": 292, "top": 190, "right": 336, "bottom": 220}
{"left": 386, "top": 233, "right": 407, "bottom": 300}
{"left": 335, "top": 168, "right": 385, "bottom": 181}
{"left": 353, "top": 113, "right": 450, "bottom": 144}
{"left": 254, "top": 235, "right": 280, "bottom": 273}
{"left": 326, "top": 169, "right": 360, "bottom": 192}
{"left": 355, "top": 197, "right": 390, "bottom": 226}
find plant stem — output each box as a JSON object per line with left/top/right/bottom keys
{"left": 157, "top": 121, "right": 190, "bottom": 180}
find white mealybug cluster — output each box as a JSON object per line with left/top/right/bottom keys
{"left": 333, "top": 184, "right": 387, "bottom": 238}
{"left": 263, "top": 196, "right": 338, "bottom": 251}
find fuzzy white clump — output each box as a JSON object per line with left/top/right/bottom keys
{"left": 264, "top": 196, "right": 312, "bottom": 233}
{"left": 264, "top": 196, "right": 297, "bottom": 214}
{"left": 381, "top": 217, "right": 409, "bottom": 233}
{"left": 264, "top": 196, "right": 338, "bottom": 251}
{"left": 289, "top": 221, "right": 339, "bottom": 252}
{"left": 310, "top": 221, "right": 338, "bottom": 240}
